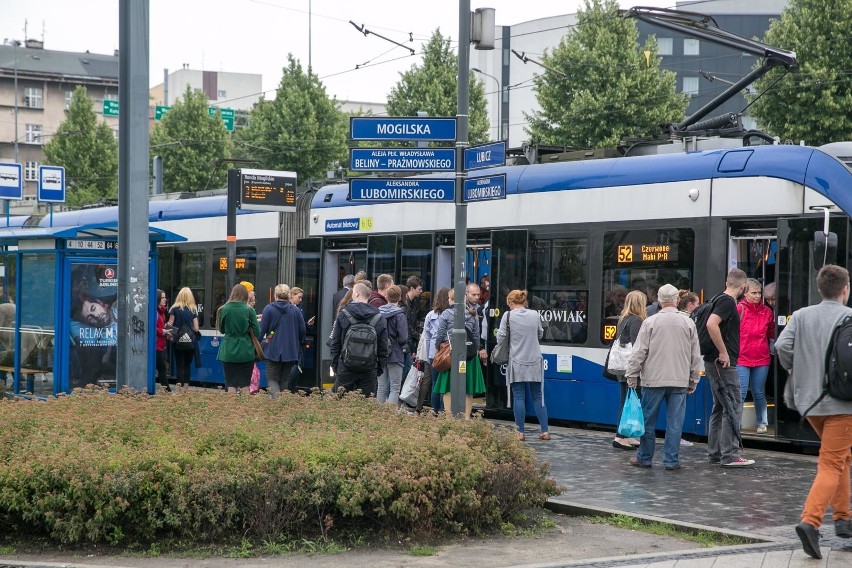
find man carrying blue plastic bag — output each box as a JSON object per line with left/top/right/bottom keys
{"left": 625, "top": 284, "right": 702, "bottom": 470}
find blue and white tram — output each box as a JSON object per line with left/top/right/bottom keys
{"left": 41, "top": 195, "right": 283, "bottom": 387}
{"left": 303, "top": 142, "right": 852, "bottom": 445}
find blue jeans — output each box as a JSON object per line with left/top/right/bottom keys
{"left": 634, "top": 386, "right": 687, "bottom": 468}
{"left": 737, "top": 365, "right": 769, "bottom": 426}
{"left": 511, "top": 382, "right": 549, "bottom": 434}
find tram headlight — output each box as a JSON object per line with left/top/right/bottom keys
{"left": 688, "top": 188, "right": 699, "bottom": 202}
{"left": 312, "top": 214, "right": 319, "bottom": 223}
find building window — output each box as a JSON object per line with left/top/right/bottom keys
{"left": 217, "top": 90, "right": 227, "bottom": 98}
{"left": 683, "top": 38, "right": 700, "bottom": 56}
{"left": 65, "top": 90, "right": 74, "bottom": 110}
{"left": 24, "top": 161, "right": 39, "bottom": 181}
{"left": 23, "top": 87, "right": 43, "bottom": 108}
{"left": 104, "top": 92, "right": 118, "bottom": 101}
{"left": 682, "top": 77, "right": 699, "bottom": 96}
{"left": 657, "top": 37, "right": 673, "bottom": 56}
{"left": 25, "top": 124, "right": 42, "bottom": 144}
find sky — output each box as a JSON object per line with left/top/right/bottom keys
{"left": 0, "top": 0, "right": 676, "bottom": 104}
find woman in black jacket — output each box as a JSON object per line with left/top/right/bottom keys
{"left": 612, "top": 290, "right": 646, "bottom": 449}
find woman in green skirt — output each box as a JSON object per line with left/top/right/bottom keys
{"left": 431, "top": 287, "right": 486, "bottom": 418}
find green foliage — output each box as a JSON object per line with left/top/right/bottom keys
{"left": 409, "top": 544, "right": 437, "bottom": 556}
{"left": 235, "top": 55, "right": 347, "bottom": 183}
{"left": 149, "top": 86, "right": 232, "bottom": 192}
{"left": 42, "top": 85, "right": 118, "bottom": 207}
{"left": 0, "top": 390, "right": 558, "bottom": 546}
{"left": 387, "top": 29, "right": 490, "bottom": 144}
{"left": 526, "top": 0, "right": 688, "bottom": 148}
{"left": 587, "top": 515, "right": 755, "bottom": 547}
{"left": 748, "top": 0, "right": 852, "bottom": 145}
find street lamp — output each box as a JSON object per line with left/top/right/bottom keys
{"left": 472, "top": 67, "right": 501, "bottom": 140}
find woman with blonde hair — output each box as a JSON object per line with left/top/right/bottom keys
{"left": 494, "top": 290, "right": 548, "bottom": 441}
{"left": 611, "top": 289, "right": 647, "bottom": 449}
{"left": 167, "top": 287, "right": 200, "bottom": 392}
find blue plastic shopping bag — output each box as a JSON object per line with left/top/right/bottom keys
{"left": 617, "top": 387, "right": 645, "bottom": 438}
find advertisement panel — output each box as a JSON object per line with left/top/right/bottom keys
{"left": 69, "top": 263, "right": 118, "bottom": 389}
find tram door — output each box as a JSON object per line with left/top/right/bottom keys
{"left": 484, "top": 230, "right": 528, "bottom": 409}
{"left": 295, "top": 238, "right": 322, "bottom": 389}
{"left": 774, "top": 217, "right": 848, "bottom": 443}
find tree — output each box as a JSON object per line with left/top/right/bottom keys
{"left": 526, "top": 0, "right": 689, "bottom": 149}
{"left": 748, "top": 0, "right": 852, "bottom": 145}
{"left": 150, "top": 86, "right": 232, "bottom": 192}
{"left": 386, "top": 29, "right": 490, "bottom": 145}
{"left": 235, "top": 55, "right": 347, "bottom": 183}
{"left": 42, "top": 85, "right": 118, "bottom": 207}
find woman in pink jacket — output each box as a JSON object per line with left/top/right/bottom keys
{"left": 737, "top": 278, "right": 775, "bottom": 434}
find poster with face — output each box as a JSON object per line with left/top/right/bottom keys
{"left": 69, "top": 264, "right": 118, "bottom": 389}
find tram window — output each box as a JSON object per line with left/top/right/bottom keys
{"left": 601, "top": 228, "right": 694, "bottom": 343}
{"left": 401, "top": 234, "right": 433, "bottom": 293}
{"left": 211, "top": 247, "right": 257, "bottom": 326}
{"left": 174, "top": 250, "right": 206, "bottom": 327}
{"left": 528, "top": 238, "right": 589, "bottom": 344}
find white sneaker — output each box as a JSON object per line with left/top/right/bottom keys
{"left": 680, "top": 438, "right": 694, "bottom": 447}
{"left": 721, "top": 457, "right": 755, "bottom": 467}
{"left": 756, "top": 425, "right": 768, "bottom": 434}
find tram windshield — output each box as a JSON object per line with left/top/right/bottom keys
{"left": 601, "top": 228, "right": 695, "bottom": 342}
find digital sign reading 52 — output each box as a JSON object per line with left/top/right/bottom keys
{"left": 240, "top": 168, "right": 297, "bottom": 212}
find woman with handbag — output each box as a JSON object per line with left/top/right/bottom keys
{"left": 421, "top": 287, "right": 451, "bottom": 414}
{"left": 167, "top": 287, "right": 200, "bottom": 393}
{"left": 494, "top": 290, "right": 548, "bottom": 441}
{"left": 610, "top": 290, "right": 647, "bottom": 450}
{"left": 431, "top": 287, "right": 486, "bottom": 419}
{"left": 216, "top": 283, "right": 261, "bottom": 394}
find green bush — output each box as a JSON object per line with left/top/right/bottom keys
{"left": 0, "top": 389, "right": 558, "bottom": 545}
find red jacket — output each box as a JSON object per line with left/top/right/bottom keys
{"left": 156, "top": 305, "right": 167, "bottom": 352}
{"left": 737, "top": 299, "right": 774, "bottom": 367}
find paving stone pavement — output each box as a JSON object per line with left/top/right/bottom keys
{"left": 518, "top": 423, "right": 852, "bottom": 567}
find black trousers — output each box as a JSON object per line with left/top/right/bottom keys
{"left": 156, "top": 348, "right": 170, "bottom": 390}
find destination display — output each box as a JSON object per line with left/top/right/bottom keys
{"left": 350, "top": 148, "right": 456, "bottom": 172}
{"left": 240, "top": 168, "right": 297, "bottom": 212}
{"left": 349, "top": 178, "right": 456, "bottom": 202}
{"left": 463, "top": 174, "right": 506, "bottom": 202}
{"left": 350, "top": 117, "right": 457, "bottom": 141}
{"left": 616, "top": 243, "right": 679, "bottom": 263}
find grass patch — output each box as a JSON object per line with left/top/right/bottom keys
{"left": 409, "top": 544, "right": 437, "bottom": 556}
{"left": 500, "top": 509, "right": 560, "bottom": 537}
{"left": 0, "top": 545, "right": 14, "bottom": 554}
{"left": 587, "top": 514, "right": 755, "bottom": 548}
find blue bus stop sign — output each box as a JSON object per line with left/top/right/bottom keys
{"left": 38, "top": 165, "right": 66, "bottom": 203}
{"left": 0, "top": 162, "right": 23, "bottom": 200}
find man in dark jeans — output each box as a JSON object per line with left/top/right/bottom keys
{"left": 330, "top": 282, "right": 388, "bottom": 397}
{"left": 705, "top": 268, "right": 755, "bottom": 467}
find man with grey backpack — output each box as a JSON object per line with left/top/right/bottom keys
{"left": 775, "top": 264, "right": 852, "bottom": 559}
{"left": 330, "top": 282, "right": 389, "bottom": 397}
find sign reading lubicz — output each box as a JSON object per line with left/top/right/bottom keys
{"left": 463, "top": 174, "right": 506, "bottom": 203}
{"left": 349, "top": 178, "right": 455, "bottom": 202}
{"left": 0, "top": 162, "right": 23, "bottom": 200}
{"left": 239, "top": 169, "right": 297, "bottom": 212}
{"left": 350, "top": 148, "right": 456, "bottom": 172}
{"left": 464, "top": 140, "right": 506, "bottom": 171}
{"left": 38, "top": 165, "right": 66, "bottom": 203}
{"left": 350, "top": 116, "right": 456, "bottom": 141}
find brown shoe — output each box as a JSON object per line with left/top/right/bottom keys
{"left": 539, "top": 432, "right": 551, "bottom": 441}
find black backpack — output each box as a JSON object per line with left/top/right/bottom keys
{"left": 341, "top": 309, "right": 382, "bottom": 371}
{"left": 689, "top": 294, "right": 724, "bottom": 358}
{"left": 801, "top": 314, "right": 852, "bottom": 418}
{"left": 172, "top": 308, "right": 196, "bottom": 352}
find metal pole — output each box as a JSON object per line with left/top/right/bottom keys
{"left": 473, "top": 68, "right": 500, "bottom": 140}
{"left": 13, "top": 40, "right": 19, "bottom": 164}
{"left": 451, "top": 1, "right": 471, "bottom": 417}
{"left": 226, "top": 168, "right": 238, "bottom": 294}
{"left": 163, "top": 68, "right": 169, "bottom": 105}
{"left": 117, "top": 0, "right": 150, "bottom": 392}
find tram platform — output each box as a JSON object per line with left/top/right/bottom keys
{"left": 525, "top": 422, "right": 852, "bottom": 566}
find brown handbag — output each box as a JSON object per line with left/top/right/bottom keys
{"left": 432, "top": 340, "right": 452, "bottom": 372}
{"left": 248, "top": 321, "right": 264, "bottom": 362}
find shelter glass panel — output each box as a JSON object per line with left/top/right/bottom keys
{"left": 20, "top": 254, "right": 56, "bottom": 396}
{"left": 0, "top": 254, "right": 17, "bottom": 393}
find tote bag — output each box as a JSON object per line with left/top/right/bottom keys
{"left": 617, "top": 387, "right": 645, "bottom": 438}
{"left": 490, "top": 312, "right": 510, "bottom": 365}
{"left": 606, "top": 339, "right": 633, "bottom": 373}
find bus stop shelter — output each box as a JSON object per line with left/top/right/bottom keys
{"left": 0, "top": 223, "right": 185, "bottom": 397}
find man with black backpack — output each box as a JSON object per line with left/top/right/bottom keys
{"left": 775, "top": 264, "right": 852, "bottom": 559}
{"left": 330, "top": 282, "right": 389, "bottom": 397}
{"left": 703, "top": 268, "right": 756, "bottom": 467}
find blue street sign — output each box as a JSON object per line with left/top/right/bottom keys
{"left": 350, "top": 116, "right": 457, "bottom": 141}
{"left": 350, "top": 148, "right": 456, "bottom": 172}
{"left": 38, "top": 165, "right": 66, "bottom": 203}
{"left": 463, "top": 140, "right": 507, "bottom": 171}
{"left": 463, "top": 174, "right": 506, "bottom": 203}
{"left": 0, "top": 162, "right": 23, "bottom": 200}
{"left": 349, "top": 178, "right": 456, "bottom": 202}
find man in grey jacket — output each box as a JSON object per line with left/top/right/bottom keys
{"left": 776, "top": 264, "right": 852, "bottom": 559}
{"left": 625, "top": 284, "right": 702, "bottom": 470}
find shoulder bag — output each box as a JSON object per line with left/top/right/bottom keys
{"left": 490, "top": 311, "right": 511, "bottom": 365}
{"left": 248, "top": 314, "right": 265, "bottom": 362}
{"left": 606, "top": 317, "right": 634, "bottom": 373}
{"left": 432, "top": 332, "right": 452, "bottom": 372}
